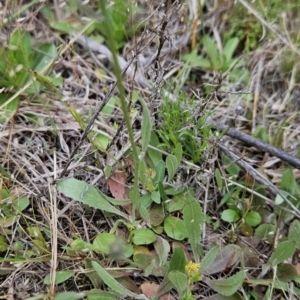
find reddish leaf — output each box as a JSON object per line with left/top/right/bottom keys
{"left": 204, "top": 244, "right": 241, "bottom": 275}
{"left": 140, "top": 281, "right": 159, "bottom": 297}
{"left": 108, "top": 170, "right": 128, "bottom": 199}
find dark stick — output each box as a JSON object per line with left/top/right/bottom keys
{"left": 212, "top": 121, "right": 300, "bottom": 169}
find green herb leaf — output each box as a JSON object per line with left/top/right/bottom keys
{"left": 205, "top": 271, "right": 245, "bottom": 296}
{"left": 164, "top": 216, "right": 188, "bottom": 241}
{"left": 168, "top": 270, "right": 188, "bottom": 296}
{"left": 91, "top": 261, "right": 146, "bottom": 299}
{"left": 166, "top": 154, "right": 178, "bottom": 181}
{"left": 244, "top": 211, "right": 261, "bottom": 227}
{"left": 288, "top": 220, "right": 300, "bottom": 249}
{"left": 130, "top": 228, "right": 157, "bottom": 245}
{"left": 255, "top": 224, "right": 275, "bottom": 243}
{"left": 57, "top": 178, "right": 129, "bottom": 220}
{"left": 201, "top": 245, "right": 220, "bottom": 273}
{"left": 53, "top": 292, "right": 84, "bottom": 300}
{"left": 44, "top": 271, "right": 74, "bottom": 285}
{"left": 140, "top": 97, "right": 152, "bottom": 153}
{"left": 268, "top": 240, "right": 296, "bottom": 267}
{"left": 183, "top": 194, "right": 204, "bottom": 261}
{"left": 221, "top": 209, "right": 240, "bottom": 223}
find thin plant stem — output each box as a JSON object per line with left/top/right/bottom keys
{"left": 98, "top": 0, "right": 140, "bottom": 220}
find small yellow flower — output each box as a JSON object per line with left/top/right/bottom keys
{"left": 185, "top": 261, "right": 201, "bottom": 282}
{"left": 185, "top": 261, "right": 200, "bottom": 275}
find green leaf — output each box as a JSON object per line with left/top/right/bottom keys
{"left": 183, "top": 195, "right": 204, "bottom": 261}
{"left": 201, "top": 245, "right": 220, "bottom": 273}
{"left": 166, "top": 193, "right": 185, "bottom": 212}
{"left": 288, "top": 220, "right": 300, "bottom": 248}
{"left": 0, "top": 94, "right": 19, "bottom": 124}
{"left": 182, "top": 49, "right": 211, "bottom": 68}
{"left": 221, "top": 209, "right": 240, "bottom": 223}
{"left": 130, "top": 228, "right": 157, "bottom": 245}
{"left": 203, "top": 35, "right": 220, "bottom": 69}
{"left": 154, "top": 160, "right": 165, "bottom": 184}
{"left": 29, "top": 69, "right": 61, "bottom": 96}
{"left": 44, "top": 271, "right": 74, "bottom": 285}
{"left": 254, "top": 224, "right": 275, "bottom": 243}
{"left": 140, "top": 97, "right": 152, "bottom": 153}
{"left": 174, "top": 143, "right": 183, "bottom": 164}
{"left": 158, "top": 181, "right": 167, "bottom": 202}
{"left": 0, "top": 236, "right": 8, "bottom": 252}
{"left": 133, "top": 253, "right": 156, "bottom": 275}
{"left": 33, "top": 43, "right": 57, "bottom": 72}
{"left": 91, "top": 261, "right": 146, "bottom": 299}
{"left": 168, "top": 270, "right": 188, "bottom": 296}
{"left": 10, "top": 31, "right": 31, "bottom": 69}
{"left": 20, "top": 31, "right": 31, "bottom": 66}
{"left": 166, "top": 155, "right": 178, "bottom": 181}
{"left": 280, "top": 169, "right": 296, "bottom": 194}
{"left": 164, "top": 216, "right": 188, "bottom": 241}
{"left": 93, "top": 233, "right": 133, "bottom": 258}
{"left": 157, "top": 247, "right": 187, "bottom": 296}
{"left": 205, "top": 271, "right": 245, "bottom": 296}
{"left": 204, "top": 292, "right": 244, "bottom": 300}
{"left": 169, "top": 247, "right": 187, "bottom": 273}
{"left": 244, "top": 211, "right": 261, "bottom": 227}
{"left": 223, "top": 37, "right": 239, "bottom": 62}
{"left": 215, "top": 168, "right": 224, "bottom": 190}
{"left": 92, "top": 132, "right": 111, "bottom": 151}
{"left": 151, "top": 190, "right": 161, "bottom": 204}
{"left": 84, "top": 258, "right": 103, "bottom": 289}
{"left": 14, "top": 197, "right": 30, "bottom": 212}
{"left": 93, "top": 233, "right": 117, "bottom": 255}
{"left": 246, "top": 278, "right": 297, "bottom": 293}
{"left": 147, "top": 132, "right": 162, "bottom": 166}
{"left": 87, "top": 289, "right": 119, "bottom": 300}
{"left": 26, "top": 43, "right": 59, "bottom": 94}
{"left": 223, "top": 156, "right": 240, "bottom": 176}
{"left": 154, "top": 236, "right": 170, "bottom": 266}
{"left": 139, "top": 204, "right": 151, "bottom": 225}
{"left": 139, "top": 160, "right": 148, "bottom": 186}
{"left": 57, "top": 178, "right": 129, "bottom": 220}
{"left": 268, "top": 240, "right": 296, "bottom": 267}
{"left": 149, "top": 203, "right": 165, "bottom": 226}
{"left": 53, "top": 292, "right": 84, "bottom": 300}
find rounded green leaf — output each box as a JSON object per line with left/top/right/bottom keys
{"left": 205, "top": 270, "right": 245, "bottom": 296}
{"left": 255, "top": 224, "right": 275, "bottom": 243}
{"left": 0, "top": 236, "right": 8, "bottom": 252}
{"left": 164, "top": 216, "right": 187, "bottom": 241}
{"left": 44, "top": 271, "right": 74, "bottom": 285}
{"left": 15, "top": 196, "right": 30, "bottom": 212}
{"left": 93, "top": 233, "right": 116, "bottom": 254}
{"left": 244, "top": 211, "right": 261, "bottom": 227}
{"left": 93, "top": 233, "right": 133, "bottom": 258}
{"left": 131, "top": 228, "right": 157, "bottom": 245}
{"left": 221, "top": 209, "right": 240, "bottom": 223}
